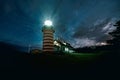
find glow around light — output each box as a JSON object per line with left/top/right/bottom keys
{"left": 44, "top": 20, "right": 53, "bottom": 26}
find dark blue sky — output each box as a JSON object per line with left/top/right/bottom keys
{"left": 0, "top": 0, "right": 120, "bottom": 49}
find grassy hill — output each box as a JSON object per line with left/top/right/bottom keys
{"left": 0, "top": 42, "right": 119, "bottom": 74}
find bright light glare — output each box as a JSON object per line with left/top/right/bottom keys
{"left": 54, "top": 41, "right": 61, "bottom": 47}
{"left": 44, "top": 20, "right": 53, "bottom": 26}
{"left": 65, "top": 48, "right": 69, "bottom": 52}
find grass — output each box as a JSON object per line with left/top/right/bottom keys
{"left": 31, "top": 52, "right": 103, "bottom": 64}
{"left": 0, "top": 51, "right": 108, "bottom": 73}
{"left": 66, "top": 52, "right": 102, "bottom": 60}
{"left": 0, "top": 51, "right": 103, "bottom": 69}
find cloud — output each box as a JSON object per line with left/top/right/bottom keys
{"left": 72, "top": 38, "right": 97, "bottom": 48}
{"left": 96, "top": 42, "right": 108, "bottom": 46}
{"left": 72, "top": 18, "right": 111, "bottom": 38}
{"left": 71, "top": 18, "right": 118, "bottom": 48}
{"left": 102, "top": 18, "right": 117, "bottom": 34}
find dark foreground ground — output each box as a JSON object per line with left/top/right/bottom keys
{"left": 0, "top": 51, "right": 119, "bottom": 74}
{"left": 0, "top": 42, "right": 120, "bottom": 78}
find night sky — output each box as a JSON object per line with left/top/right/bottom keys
{"left": 0, "top": 0, "right": 120, "bottom": 50}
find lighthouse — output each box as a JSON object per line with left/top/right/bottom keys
{"left": 42, "top": 20, "right": 55, "bottom": 53}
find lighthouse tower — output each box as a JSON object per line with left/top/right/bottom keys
{"left": 42, "top": 20, "right": 55, "bottom": 53}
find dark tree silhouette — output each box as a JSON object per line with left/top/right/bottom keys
{"left": 107, "top": 20, "right": 120, "bottom": 47}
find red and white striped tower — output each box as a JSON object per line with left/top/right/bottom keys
{"left": 42, "top": 20, "right": 55, "bottom": 53}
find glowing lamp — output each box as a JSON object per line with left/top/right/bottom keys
{"left": 65, "top": 48, "right": 69, "bottom": 52}
{"left": 44, "top": 20, "right": 53, "bottom": 26}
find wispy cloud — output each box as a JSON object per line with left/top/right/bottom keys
{"left": 71, "top": 18, "right": 118, "bottom": 48}
{"left": 72, "top": 38, "right": 97, "bottom": 48}
{"left": 102, "top": 18, "right": 117, "bottom": 34}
